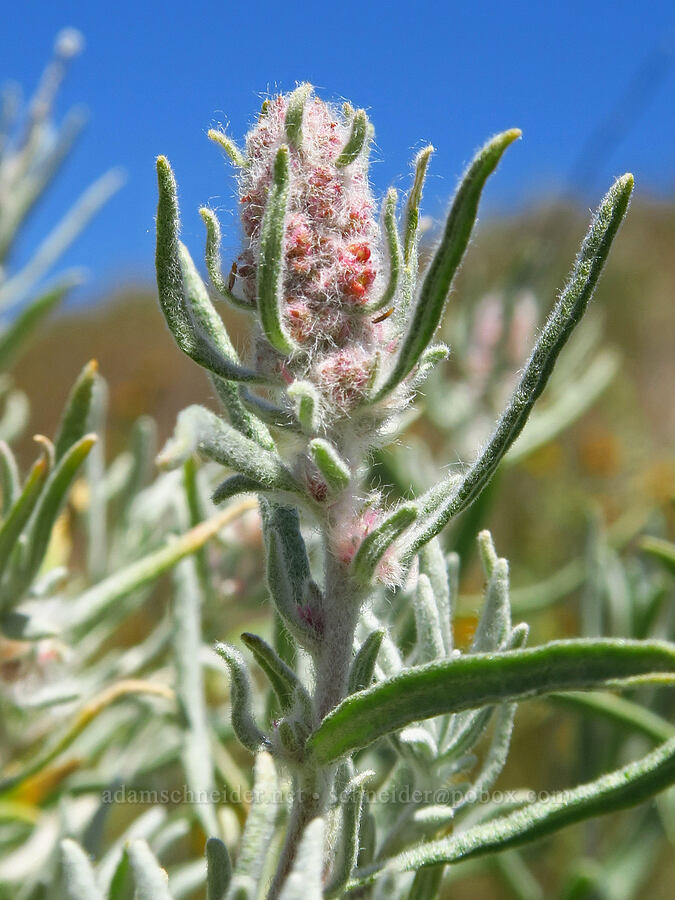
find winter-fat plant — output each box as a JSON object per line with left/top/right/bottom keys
{"left": 81, "top": 85, "right": 672, "bottom": 898}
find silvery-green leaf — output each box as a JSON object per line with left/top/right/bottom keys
{"left": 60, "top": 838, "right": 104, "bottom": 900}
{"left": 307, "top": 639, "right": 675, "bottom": 764}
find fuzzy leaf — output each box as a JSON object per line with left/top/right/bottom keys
{"left": 53, "top": 359, "right": 98, "bottom": 461}
{"left": 4, "top": 434, "right": 96, "bottom": 605}
{"left": 453, "top": 702, "right": 517, "bottom": 813}
{"left": 258, "top": 145, "right": 296, "bottom": 354}
{"left": 307, "top": 638, "right": 675, "bottom": 764}
{"left": 262, "top": 502, "right": 317, "bottom": 645}
{"left": 413, "top": 574, "right": 445, "bottom": 663}
{"left": 362, "top": 188, "right": 401, "bottom": 313}
{"left": 155, "top": 156, "right": 261, "bottom": 383}
{"left": 403, "top": 173, "right": 634, "bottom": 557}
{"left": 349, "top": 630, "right": 385, "bottom": 694}
{"left": 207, "top": 128, "right": 247, "bottom": 167}
{"left": 0, "top": 679, "right": 174, "bottom": 793}
{"left": 66, "top": 499, "right": 255, "bottom": 628}
{"left": 0, "top": 440, "right": 19, "bottom": 515}
{"left": 234, "top": 752, "right": 279, "bottom": 880}
{"left": 351, "top": 503, "right": 418, "bottom": 585}
{"left": 158, "top": 405, "right": 300, "bottom": 494}
{"left": 127, "top": 839, "right": 172, "bottom": 900}
{"left": 206, "top": 837, "right": 232, "bottom": 899}
{"left": 640, "top": 536, "right": 675, "bottom": 576}
{"left": 214, "top": 643, "right": 270, "bottom": 752}
{"left": 241, "top": 631, "right": 310, "bottom": 714}
{"left": 408, "top": 343, "right": 450, "bottom": 391}
{"left": 309, "top": 439, "right": 351, "bottom": 491}
{"left": 240, "top": 387, "right": 301, "bottom": 431}
{"left": 0, "top": 277, "right": 74, "bottom": 370}
{"left": 0, "top": 453, "right": 48, "bottom": 585}
{"left": 404, "top": 145, "right": 434, "bottom": 265}
{"left": 60, "top": 838, "right": 104, "bottom": 900}
{"left": 325, "top": 781, "right": 364, "bottom": 896}
{"left": 284, "top": 83, "right": 312, "bottom": 149}
{"left": 336, "top": 109, "right": 368, "bottom": 168}
{"left": 349, "top": 736, "right": 675, "bottom": 888}
{"left": 407, "top": 865, "right": 444, "bottom": 900}
{"left": 288, "top": 380, "right": 321, "bottom": 433}
{"left": 471, "top": 558, "right": 511, "bottom": 652}
{"left": 278, "top": 818, "right": 325, "bottom": 900}
{"left": 199, "top": 207, "right": 252, "bottom": 310}
{"left": 550, "top": 691, "right": 675, "bottom": 744}
{"left": 212, "top": 474, "right": 266, "bottom": 504}
{"left": 172, "top": 547, "right": 219, "bottom": 837}
{"left": 419, "top": 538, "right": 452, "bottom": 653}
{"left": 376, "top": 129, "right": 520, "bottom": 398}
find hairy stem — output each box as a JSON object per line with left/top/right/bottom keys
{"left": 314, "top": 552, "right": 362, "bottom": 719}
{"left": 269, "top": 549, "right": 362, "bottom": 895}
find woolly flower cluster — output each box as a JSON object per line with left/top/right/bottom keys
{"left": 237, "top": 89, "right": 392, "bottom": 413}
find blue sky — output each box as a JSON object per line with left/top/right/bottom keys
{"left": 3, "top": 0, "right": 674, "bottom": 303}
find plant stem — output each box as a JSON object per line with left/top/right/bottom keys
{"left": 269, "top": 549, "right": 362, "bottom": 895}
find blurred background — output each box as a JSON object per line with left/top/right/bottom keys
{"left": 1, "top": 1, "right": 674, "bottom": 897}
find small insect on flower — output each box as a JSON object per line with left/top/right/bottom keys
{"left": 227, "top": 261, "right": 237, "bottom": 292}
{"left": 372, "top": 307, "right": 394, "bottom": 324}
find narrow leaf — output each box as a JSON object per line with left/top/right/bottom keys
{"left": 407, "top": 865, "right": 444, "bottom": 900}
{"left": 155, "top": 156, "right": 261, "bottom": 382}
{"left": 60, "top": 838, "right": 104, "bottom": 900}
{"left": 258, "top": 145, "right": 296, "bottom": 354}
{"left": 5, "top": 434, "right": 95, "bottom": 604}
{"left": 207, "top": 128, "right": 247, "bottom": 167}
{"left": 336, "top": 109, "right": 368, "bottom": 168}
{"left": 240, "top": 387, "right": 301, "bottom": 431}
{"left": 212, "top": 474, "right": 266, "bottom": 504}
{"left": 404, "top": 173, "right": 634, "bottom": 557}
{"left": 66, "top": 499, "right": 256, "bottom": 628}
{"left": 0, "top": 277, "right": 74, "bottom": 370}
{"left": 284, "top": 83, "right": 312, "bottom": 149}
{"left": 0, "top": 679, "right": 174, "bottom": 793}
{"left": 214, "top": 643, "right": 270, "bottom": 752}
{"left": 471, "top": 558, "right": 511, "bottom": 652}
{"left": 404, "top": 144, "right": 434, "bottom": 265}
{"left": 278, "top": 818, "right": 325, "bottom": 900}
{"left": 309, "top": 439, "right": 351, "bottom": 491}
{"left": 127, "top": 839, "right": 172, "bottom": 900}
{"left": 53, "top": 359, "right": 97, "bottom": 461}
{"left": 640, "top": 535, "right": 675, "bottom": 576}
{"left": 362, "top": 188, "right": 401, "bottom": 313}
{"left": 350, "top": 736, "right": 675, "bottom": 888}
{"left": 550, "top": 690, "right": 675, "bottom": 744}
{"left": 199, "top": 207, "right": 253, "bottom": 309}
{"left": 419, "top": 538, "right": 452, "bottom": 653}
{"left": 325, "top": 783, "right": 364, "bottom": 896}
{"left": 234, "top": 752, "right": 279, "bottom": 879}
{"left": 0, "top": 440, "right": 19, "bottom": 515}
{"left": 263, "top": 502, "right": 317, "bottom": 645}
{"left": 413, "top": 574, "right": 445, "bottom": 663}
{"left": 307, "top": 638, "right": 675, "bottom": 764}
{"left": 158, "top": 405, "right": 300, "bottom": 494}
{"left": 349, "top": 630, "right": 385, "bottom": 694}
{"left": 172, "top": 545, "right": 219, "bottom": 836}
{"left": 287, "top": 380, "right": 320, "bottom": 433}
{"left": 351, "top": 503, "right": 418, "bottom": 585}
{"left": 376, "top": 129, "right": 520, "bottom": 398}
{"left": 453, "top": 702, "right": 517, "bottom": 813}
{"left": 241, "top": 631, "right": 310, "bottom": 713}
{"left": 0, "top": 454, "right": 48, "bottom": 583}
{"left": 206, "top": 837, "right": 232, "bottom": 899}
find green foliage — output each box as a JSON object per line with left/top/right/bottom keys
{"left": 1, "top": 61, "right": 672, "bottom": 900}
